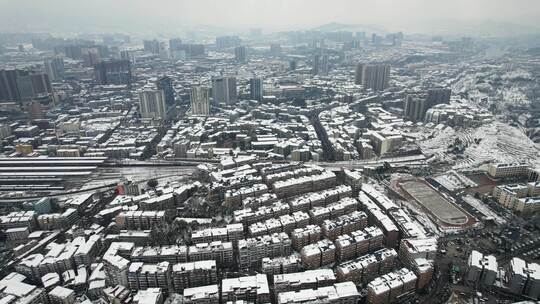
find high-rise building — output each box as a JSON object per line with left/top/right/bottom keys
{"left": 185, "top": 44, "right": 205, "bottom": 58}
{"left": 216, "top": 36, "right": 241, "bottom": 49}
{"left": 270, "top": 43, "right": 281, "bottom": 56}
{"left": 426, "top": 88, "right": 451, "bottom": 107}
{"left": 289, "top": 60, "right": 297, "bottom": 71}
{"left": 234, "top": 46, "right": 247, "bottom": 62}
{"left": 190, "top": 86, "right": 210, "bottom": 116}
{"left": 356, "top": 64, "right": 390, "bottom": 91}
{"left": 120, "top": 50, "right": 132, "bottom": 63}
{"left": 82, "top": 48, "right": 100, "bottom": 67}
{"left": 143, "top": 40, "right": 161, "bottom": 54}
{"left": 403, "top": 94, "right": 427, "bottom": 122}
{"left": 249, "top": 77, "right": 263, "bottom": 101}
{"left": 212, "top": 76, "right": 237, "bottom": 104}
{"left": 227, "top": 77, "right": 237, "bottom": 104}
{"left": 0, "top": 69, "right": 20, "bottom": 101}
{"left": 212, "top": 77, "right": 227, "bottom": 104}
{"left": 312, "top": 54, "right": 320, "bottom": 75}
{"left": 169, "top": 38, "right": 183, "bottom": 51}
{"left": 44, "top": 57, "right": 65, "bottom": 81}
{"left": 27, "top": 100, "right": 44, "bottom": 120}
{"left": 94, "top": 60, "right": 131, "bottom": 85}
{"left": 320, "top": 54, "right": 329, "bottom": 76}
{"left": 156, "top": 76, "right": 175, "bottom": 107}
{"left": 0, "top": 69, "right": 52, "bottom": 103}
{"left": 138, "top": 89, "right": 167, "bottom": 119}
{"left": 27, "top": 73, "right": 52, "bottom": 97}
{"left": 354, "top": 63, "right": 364, "bottom": 85}
{"left": 63, "top": 45, "right": 83, "bottom": 60}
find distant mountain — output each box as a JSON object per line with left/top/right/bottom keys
{"left": 311, "top": 21, "right": 540, "bottom": 38}
{"left": 312, "top": 22, "right": 387, "bottom": 34}
{"left": 410, "top": 20, "right": 540, "bottom": 37}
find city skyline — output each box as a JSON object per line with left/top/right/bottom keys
{"left": 0, "top": 0, "right": 539, "bottom": 36}
{"left": 0, "top": 1, "right": 539, "bottom": 304}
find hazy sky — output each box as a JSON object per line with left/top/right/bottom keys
{"left": 0, "top": 0, "right": 539, "bottom": 34}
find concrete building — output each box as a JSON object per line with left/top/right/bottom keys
{"left": 133, "top": 288, "right": 163, "bottom": 304}
{"left": 367, "top": 268, "right": 417, "bottom": 304}
{"left": 334, "top": 226, "right": 383, "bottom": 261}
{"left": 188, "top": 241, "right": 234, "bottom": 266}
{"left": 183, "top": 284, "right": 219, "bottom": 304}
{"left": 48, "top": 286, "right": 76, "bottom": 304}
{"left": 128, "top": 262, "right": 171, "bottom": 293}
{"left": 250, "top": 78, "right": 263, "bottom": 101}
{"left": 261, "top": 254, "right": 302, "bottom": 275}
{"left": 355, "top": 64, "right": 390, "bottom": 91}
{"left": 130, "top": 245, "right": 188, "bottom": 264}
{"left": 403, "top": 94, "right": 427, "bottom": 122}
{"left": 115, "top": 211, "right": 168, "bottom": 230}
{"left": 138, "top": 89, "right": 166, "bottom": 119}
{"left": 238, "top": 233, "right": 291, "bottom": 270}
{"left": 102, "top": 242, "right": 134, "bottom": 287}
{"left": 399, "top": 238, "right": 437, "bottom": 289}
{"left": 191, "top": 224, "right": 244, "bottom": 244}
{"left": 291, "top": 225, "right": 322, "bottom": 251}
{"left": 274, "top": 269, "right": 336, "bottom": 294}
{"left": 426, "top": 88, "right": 451, "bottom": 106}
{"left": 190, "top": 86, "right": 210, "bottom": 116}
{"left": 336, "top": 248, "right": 397, "bottom": 284}
{"left": 157, "top": 76, "right": 175, "bottom": 107}
{"left": 505, "top": 257, "right": 540, "bottom": 299}
{"left": 0, "top": 272, "right": 46, "bottom": 304}
{"left": 221, "top": 274, "right": 270, "bottom": 304}
{"left": 234, "top": 46, "right": 247, "bottom": 62}
{"left": 212, "top": 76, "right": 237, "bottom": 104}
{"left": 277, "top": 282, "right": 359, "bottom": 304}
{"left": 44, "top": 57, "right": 65, "bottom": 81}
{"left": 94, "top": 60, "right": 131, "bottom": 85}
{"left": 487, "top": 163, "right": 529, "bottom": 179}
{"left": 322, "top": 211, "right": 369, "bottom": 242}
{"left": 467, "top": 250, "right": 498, "bottom": 287}
{"left": 300, "top": 239, "right": 336, "bottom": 269}
{"left": 171, "top": 260, "right": 217, "bottom": 292}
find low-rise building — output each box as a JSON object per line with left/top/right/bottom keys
{"left": 277, "top": 282, "right": 360, "bottom": 304}
{"left": 367, "top": 268, "right": 417, "bottom": 304}
{"left": 221, "top": 274, "right": 270, "bottom": 304}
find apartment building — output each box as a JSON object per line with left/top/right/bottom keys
{"left": 183, "top": 284, "right": 219, "bottom": 304}
{"left": 221, "top": 274, "right": 270, "bottom": 304}
{"left": 188, "top": 241, "right": 234, "bottom": 266}
{"left": 399, "top": 238, "right": 437, "bottom": 289}
{"left": 127, "top": 262, "right": 171, "bottom": 292}
{"left": 172, "top": 260, "right": 217, "bottom": 292}
{"left": 300, "top": 239, "right": 336, "bottom": 269}
{"left": 277, "top": 282, "right": 360, "bottom": 304}
{"left": 238, "top": 233, "right": 291, "bottom": 270}
{"left": 274, "top": 269, "right": 336, "bottom": 294}
{"left": 321, "top": 211, "right": 369, "bottom": 241}
{"left": 335, "top": 226, "right": 384, "bottom": 262}
{"left": 291, "top": 225, "right": 321, "bottom": 251}
{"left": 261, "top": 254, "right": 302, "bottom": 275}
{"left": 336, "top": 248, "right": 398, "bottom": 284}
{"left": 367, "top": 268, "right": 417, "bottom": 304}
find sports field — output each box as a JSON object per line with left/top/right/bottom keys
{"left": 401, "top": 180, "right": 468, "bottom": 226}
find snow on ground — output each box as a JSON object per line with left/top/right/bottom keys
{"left": 462, "top": 195, "right": 507, "bottom": 225}
{"left": 418, "top": 121, "right": 540, "bottom": 170}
